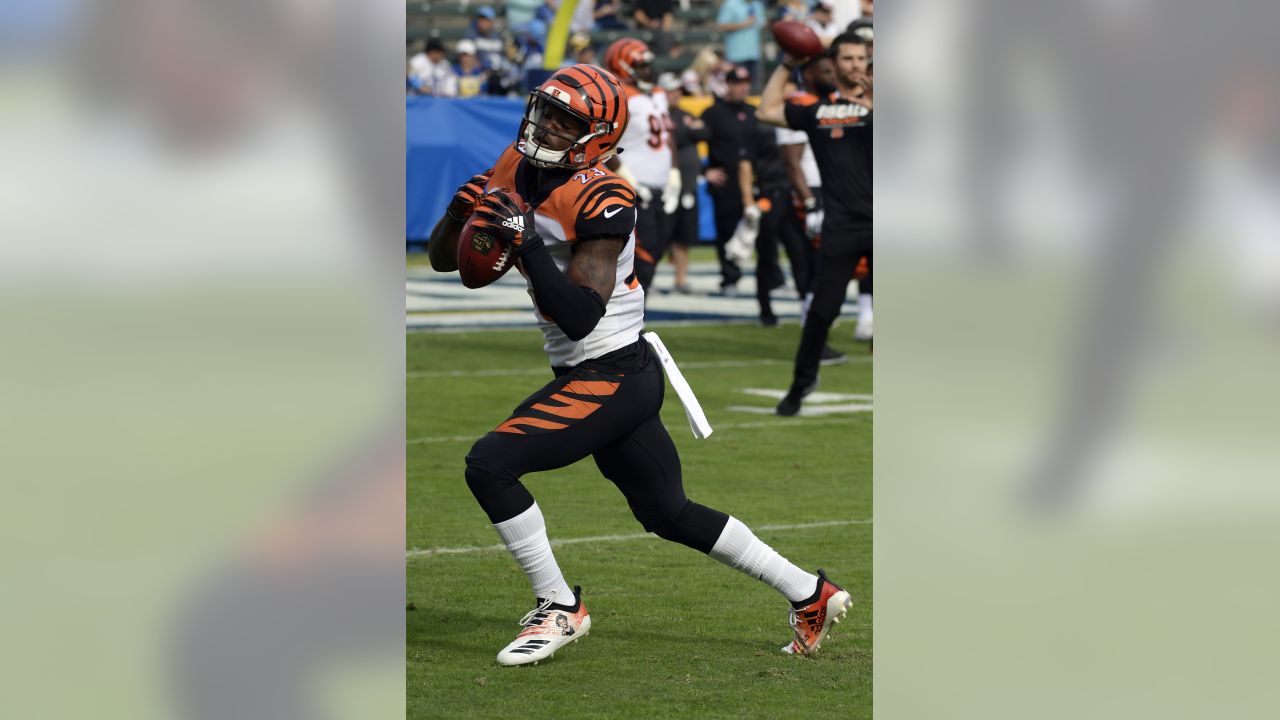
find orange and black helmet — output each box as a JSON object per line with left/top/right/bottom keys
{"left": 604, "top": 38, "right": 656, "bottom": 91}
{"left": 518, "top": 65, "right": 630, "bottom": 170}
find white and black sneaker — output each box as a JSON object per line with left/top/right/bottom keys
{"left": 495, "top": 586, "right": 591, "bottom": 667}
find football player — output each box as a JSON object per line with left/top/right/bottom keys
{"left": 757, "top": 36, "right": 873, "bottom": 416}
{"left": 602, "top": 39, "right": 681, "bottom": 292}
{"left": 427, "top": 65, "right": 851, "bottom": 666}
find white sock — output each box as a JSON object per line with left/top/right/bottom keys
{"left": 492, "top": 503, "right": 576, "bottom": 606}
{"left": 709, "top": 517, "right": 819, "bottom": 604}
{"left": 858, "top": 293, "right": 873, "bottom": 320}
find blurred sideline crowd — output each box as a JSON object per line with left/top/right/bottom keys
{"left": 408, "top": 0, "right": 872, "bottom": 98}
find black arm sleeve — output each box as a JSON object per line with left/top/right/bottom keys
{"left": 518, "top": 237, "right": 607, "bottom": 342}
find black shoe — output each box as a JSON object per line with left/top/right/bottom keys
{"left": 819, "top": 346, "right": 848, "bottom": 366}
{"left": 775, "top": 380, "right": 817, "bottom": 416}
{"left": 719, "top": 285, "right": 739, "bottom": 298}
{"left": 760, "top": 313, "right": 778, "bottom": 327}
{"left": 776, "top": 390, "right": 803, "bottom": 416}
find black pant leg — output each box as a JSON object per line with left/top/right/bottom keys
{"left": 791, "top": 249, "right": 860, "bottom": 392}
{"left": 754, "top": 193, "right": 786, "bottom": 318}
{"left": 711, "top": 190, "right": 743, "bottom": 288}
{"left": 465, "top": 350, "right": 663, "bottom": 523}
{"left": 634, "top": 191, "right": 664, "bottom": 292}
{"left": 593, "top": 415, "right": 730, "bottom": 554}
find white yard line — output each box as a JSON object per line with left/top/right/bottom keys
{"left": 408, "top": 518, "right": 872, "bottom": 558}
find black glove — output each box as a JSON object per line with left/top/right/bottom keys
{"left": 472, "top": 188, "right": 543, "bottom": 256}
{"left": 446, "top": 170, "right": 494, "bottom": 221}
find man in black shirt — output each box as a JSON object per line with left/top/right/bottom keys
{"left": 700, "top": 65, "right": 757, "bottom": 296}
{"left": 740, "top": 122, "right": 811, "bottom": 325}
{"left": 757, "top": 34, "right": 873, "bottom": 416}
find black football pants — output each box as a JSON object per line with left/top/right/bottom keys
{"left": 790, "top": 225, "right": 872, "bottom": 392}
{"left": 464, "top": 340, "right": 730, "bottom": 554}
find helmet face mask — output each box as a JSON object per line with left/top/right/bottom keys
{"left": 517, "top": 66, "right": 628, "bottom": 170}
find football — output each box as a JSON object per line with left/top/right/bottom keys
{"left": 771, "top": 20, "right": 825, "bottom": 61}
{"left": 456, "top": 194, "right": 521, "bottom": 289}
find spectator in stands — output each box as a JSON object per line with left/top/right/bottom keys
{"left": 862, "top": 0, "right": 874, "bottom": 19}
{"left": 634, "top": 0, "right": 675, "bottom": 56}
{"left": 570, "top": 0, "right": 596, "bottom": 33}
{"left": 408, "top": 39, "right": 459, "bottom": 97}
{"left": 468, "top": 7, "right": 507, "bottom": 74}
{"left": 685, "top": 46, "right": 730, "bottom": 98}
{"left": 510, "top": 19, "right": 548, "bottom": 92}
{"left": 594, "top": 0, "right": 627, "bottom": 30}
{"left": 659, "top": 72, "right": 709, "bottom": 295}
{"left": 562, "top": 33, "right": 598, "bottom": 67}
{"left": 506, "top": 0, "right": 542, "bottom": 28}
{"left": 701, "top": 64, "right": 758, "bottom": 296}
{"left": 777, "top": 0, "right": 813, "bottom": 22}
{"left": 535, "top": 0, "right": 559, "bottom": 26}
{"left": 453, "top": 40, "right": 487, "bottom": 98}
{"left": 717, "top": 0, "right": 766, "bottom": 88}
{"left": 807, "top": 2, "right": 841, "bottom": 47}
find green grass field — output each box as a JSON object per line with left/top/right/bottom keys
{"left": 407, "top": 324, "right": 871, "bottom": 719}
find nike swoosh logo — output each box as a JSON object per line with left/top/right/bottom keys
{"left": 603, "top": 207, "right": 624, "bottom": 218}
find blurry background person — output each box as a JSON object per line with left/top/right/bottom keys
{"left": 807, "top": 2, "right": 842, "bottom": 47}
{"left": 468, "top": 6, "right": 507, "bottom": 74}
{"left": 605, "top": 39, "right": 679, "bottom": 292}
{"left": 505, "top": 0, "right": 542, "bottom": 28}
{"left": 716, "top": 0, "right": 766, "bottom": 88}
{"left": 684, "top": 46, "right": 730, "bottom": 98}
{"left": 535, "top": 0, "right": 559, "bottom": 25}
{"left": 571, "top": 0, "right": 597, "bottom": 33}
{"left": 453, "top": 40, "right": 487, "bottom": 98}
{"left": 741, "top": 121, "right": 810, "bottom": 326}
{"left": 701, "top": 64, "right": 758, "bottom": 296}
{"left": 757, "top": 34, "right": 874, "bottom": 415}
{"left": 594, "top": 0, "right": 627, "bottom": 30}
{"left": 509, "top": 19, "right": 549, "bottom": 93}
{"left": 408, "top": 39, "right": 458, "bottom": 97}
{"left": 779, "top": 57, "right": 839, "bottom": 330}
{"left": 777, "top": 0, "right": 813, "bottom": 22}
{"left": 659, "top": 72, "right": 709, "bottom": 295}
{"left": 634, "top": 0, "right": 676, "bottom": 56}
{"left": 562, "top": 33, "right": 598, "bottom": 68}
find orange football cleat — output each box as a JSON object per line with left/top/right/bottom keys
{"left": 782, "top": 570, "right": 852, "bottom": 656}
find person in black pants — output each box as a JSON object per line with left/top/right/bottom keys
{"left": 757, "top": 35, "right": 873, "bottom": 415}
{"left": 740, "top": 122, "right": 811, "bottom": 325}
{"left": 699, "top": 65, "right": 757, "bottom": 296}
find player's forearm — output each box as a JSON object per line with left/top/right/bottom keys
{"left": 428, "top": 213, "right": 465, "bottom": 272}
{"left": 738, "top": 159, "right": 754, "bottom": 206}
{"left": 758, "top": 64, "right": 792, "bottom": 128}
{"left": 520, "top": 240, "right": 607, "bottom": 342}
{"left": 781, "top": 145, "right": 811, "bottom": 201}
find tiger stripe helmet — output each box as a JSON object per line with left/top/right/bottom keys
{"left": 604, "top": 38, "right": 656, "bottom": 92}
{"left": 518, "top": 65, "right": 630, "bottom": 170}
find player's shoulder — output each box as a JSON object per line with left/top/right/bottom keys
{"left": 487, "top": 142, "right": 525, "bottom": 188}
{"left": 542, "top": 164, "right": 636, "bottom": 242}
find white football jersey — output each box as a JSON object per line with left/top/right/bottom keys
{"left": 776, "top": 126, "right": 821, "bottom": 189}
{"left": 616, "top": 86, "right": 673, "bottom": 188}
{"left": 486, "top": 143, "right": 646, "bottom": 367}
